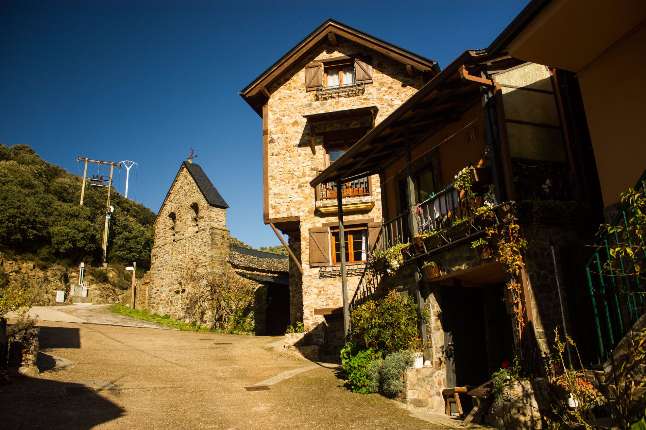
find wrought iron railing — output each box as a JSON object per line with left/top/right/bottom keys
{"left": 350, "top": 227, "right": 384, "bottom": 311}
{"left": 585, "top": 172, "right": 646, "bottom": 363}
{"left": 316, "top": 176, "right": 370, "bottom": 201}
{"left": 381, "top": 212, "right": 410, "bottom": 250}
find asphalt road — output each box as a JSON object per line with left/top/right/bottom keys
{"left": 0, "top": 305, "right": 468, "bottom": 429}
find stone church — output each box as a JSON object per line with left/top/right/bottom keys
{"left": 145, "top": 160, "right": 289, "bottom": 335}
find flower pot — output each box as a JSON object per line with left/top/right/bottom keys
{"left": 478, "top": 245, "right": 494, "bottom": 261}
{"left": 422, "top": 262, "right": 441, "bottom": 279}
{"left": 400, "top": 246, "right": 414, "bottom": 261}
{"left": 413, "top": 352, "right": 424, "bottom": 369}
{"left": 412, "top": 236, "right": 426, "bottom": 254}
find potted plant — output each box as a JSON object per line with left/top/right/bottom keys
{"left": 453, "top": 166, "right": 475, "bottom": 200}
{"left": 422, "top": 261, "right": 441, "bottom": 280}
{"left": 471, "top": 238, "right": 493, "bottom": 260}
{"left": 412, "top": 235, "right": 426, "bottom": 253}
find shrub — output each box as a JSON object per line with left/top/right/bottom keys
{"left": 89, "top": 267, "right": 109, "bottom": 284}
{"left": 286, "top": 322, "right": 305, "bottom": 333}
{"left": 380, "top": 350, "right": 414, "bottom": 398}
{"left": 350, "top": 291, "right": 421, "bottom": 354}
{"left": 340, "top": 343, "right": 382, "bottom": 394}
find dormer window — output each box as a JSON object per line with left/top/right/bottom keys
{"left": 305, "top": 57, "right": 372, "bottom": 92}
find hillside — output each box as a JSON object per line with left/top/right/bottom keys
{"left": 0, "top": 144, "right": 155, "bottom": 268}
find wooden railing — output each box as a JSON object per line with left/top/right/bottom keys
{"left": 316, "top": 176, "right": 370, "bottom": 201}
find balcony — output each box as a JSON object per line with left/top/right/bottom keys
{"left": 315, "top": 83, "right": 365, "bottom": 101}
{"left": 315, "top": 176, "right": 374, "bottom": 215}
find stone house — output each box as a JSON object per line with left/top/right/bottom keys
{"left": 312, "top": 48, "right": 615, "bottom": 410}
{"left": 146, "top": 160, "right": 289, "bottom": 335}
{"left": 241, "top": 19, "right": 440, "bottom": 344}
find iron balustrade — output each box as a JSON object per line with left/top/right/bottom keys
{"left": 381, "top": 212, "right": 410, "bottom": 250}
{"left": 316, "top": 176, "right": 370, "bottom": 201}
{"left": 415, "top": 186, "right": 464, "bottom": 233}
{"left": 585, "top": 171, "right": 646, "bottom": 364}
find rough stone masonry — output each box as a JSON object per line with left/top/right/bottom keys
{"left": 145, "top": 161, "right": 288, "bottom": 334}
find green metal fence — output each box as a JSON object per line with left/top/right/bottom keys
{"left": 585, "top": 172, "right": 646, "bottom": 363}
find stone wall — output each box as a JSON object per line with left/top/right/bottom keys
{"left": 147, "top": 165, "right": 229, "bottom": 320}
{"left": 265, "top": 38, "right": 427, "bottom": 337}
{"left": 0, "top": 254, "right": 125, "bottom": 305}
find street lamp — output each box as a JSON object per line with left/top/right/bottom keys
{"left": 125, "top": 262, "right": 137, "bottom": 309}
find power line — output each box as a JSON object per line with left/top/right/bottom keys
{"left": 76, "top": 156, "right": 122, "bottom": 267}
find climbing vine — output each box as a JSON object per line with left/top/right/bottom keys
{"left": 485, "top": 204, "right": 528, "bottom": 346}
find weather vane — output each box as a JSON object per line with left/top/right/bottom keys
{"left": 187, "top": 148, "right": 198, "bottom": 163}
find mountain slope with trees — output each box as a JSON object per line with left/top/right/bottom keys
{"left": 0, "top": 144, "right": 155, "bottom": 268}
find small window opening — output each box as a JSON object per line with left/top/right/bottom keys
{"left": 169, "top": 212, "right": 177, "bottom": 240}
{"left": 190, "top": 203, "right": 199, "bottom": 228}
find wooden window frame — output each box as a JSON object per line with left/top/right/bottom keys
{"left": 330, "top": 225, "right": 368, "bottom": 265}
{"left": 323, "top": 61, "right": 355, "bottom": 89}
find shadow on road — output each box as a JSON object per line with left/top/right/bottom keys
{"left": 39, "top": 326, "right": 81, "bottom": 349}
{"left": 0, "top": 375, "right": 125, "bottom": 429}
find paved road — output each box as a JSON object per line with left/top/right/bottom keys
{"left": 1, "top": 305, "right": 469, "bottom": 429}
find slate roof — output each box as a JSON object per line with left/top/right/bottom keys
{"left": 229, "top": 245, "right": 289, "bottom": 274}
{"left": 182, "top": 161, "right": 229, "bottom": 209}
{"left": 231, "top": 245, "right": 288, "bottom": 260}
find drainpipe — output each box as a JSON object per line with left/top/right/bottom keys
{"left": 551, "top": 244, "right": 573, "bottom": 365}
{"left": 337, "top": 180, "right": 350, "bottom": 337}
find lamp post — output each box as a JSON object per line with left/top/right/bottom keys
{"left": 125, "top": 262, "right": 137, "bottom": 309}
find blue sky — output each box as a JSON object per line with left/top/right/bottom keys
{"left": 0, "top": 0, "right": 528, "bottom": 247}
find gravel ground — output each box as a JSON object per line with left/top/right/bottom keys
{"left": 0, "top": 306, "right": 476, "bottom": 429}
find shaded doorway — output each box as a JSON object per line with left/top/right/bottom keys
{"left": 440, "top": 283, "right": 515, "bottom": 388}
{"left": 265, "top": 284, "right": 290, "bottom": 335}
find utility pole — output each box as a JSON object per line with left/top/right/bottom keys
{"left": 101, "top": 163, "right": 115, "bottom": 267}
{"left": 120, "top": 160, "right": 137, "bottom": 198}
{"left": 76, "top": 156, "right": 121, "bottom": 266}
{"left": 79, "top": 158, "right": 89, "bottom": 206}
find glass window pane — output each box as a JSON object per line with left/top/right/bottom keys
{"left": 343, "top": 66, "right": 354, "bottom": 86}
{"left": 417, "top": 168, "right": 435, "bottom": 202}
{"left": 327, "top": 70, "right": 339, "bottom": 87}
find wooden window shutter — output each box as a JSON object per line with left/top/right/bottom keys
{"left": 305, "top": 62, "right": 323, "bottom": 91}
{"left": 309, "top": 227, "right": 330, "bottom": 267}
{"left": 355, "top": 58, "right": 373, "bottom": 84}
{"left": 367, "top": 222, "right": 382, "bottom": 250}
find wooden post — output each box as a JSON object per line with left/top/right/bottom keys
{"left": 101, "top": 163, "right": 115, "bottom": 267}
{"left": 79, "top": 158, "right": 88, "bottom": 206}
{"left": 130, "top": 262, "right": 137, "bottom": 309}
{"left": 406, "top": 144, "right": 428, "bottom": 352}
{"left": 269, "top": 223, "right": 303, "bottom": 274}
{"left": 337, "top": 180, "right": 350, "bottom": 337}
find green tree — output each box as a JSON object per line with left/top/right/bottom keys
{"left": 0, "top": 184, "right": 52, "bottom": 249}
{"left": 108, "top": 214, "right": 153, "bottom": 267}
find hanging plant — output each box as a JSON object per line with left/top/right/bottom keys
{"left": 371, "top": 243, "right": 410, "bottom": 275}
{"left": 453, "top": 166, "right": 475, "bottom": 199}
